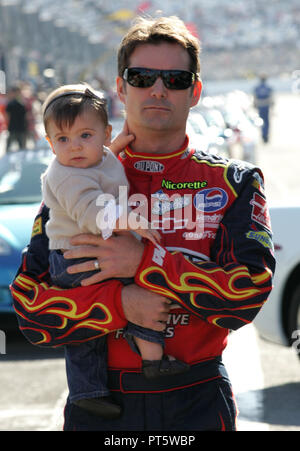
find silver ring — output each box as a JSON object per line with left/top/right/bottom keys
{"left": 93, "top": 260, "right": 100, "bottom": 270}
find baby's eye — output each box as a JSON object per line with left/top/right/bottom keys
{"left": 81, "top": 132, "right": 91, "bottom": 139}
{"left": 58, "top": 136, "right": 68, "bottom": 143}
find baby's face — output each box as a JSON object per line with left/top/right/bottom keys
{"left": 46, "top": 111, "right": 111, "bottom": 168}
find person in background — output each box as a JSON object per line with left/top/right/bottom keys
{"left": 5, "top": 85, "right": 28, "bottom": 151}
{"left": 253, "top": 74, "right": 274, "bottom": 143}
{"left": 21, "top": 82, "right": 40, "bottom": 147}
{"left": 0, "top": 93, "right": 7, "bottom": 136}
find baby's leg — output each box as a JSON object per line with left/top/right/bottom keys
{"left": 124, "top": 323, "right": 190, "bottom": 379}
{"left": 134, "top": 336, "right": 163, "bottom": 361}
{"left": 65, "top": 336, "right": 121, "bottom": 419}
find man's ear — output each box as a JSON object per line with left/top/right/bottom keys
{"left": 46, "top": 135, "right": 55, "bottom": 154}
{"left": 191, "top": 80, "right": 202, "bottom": 107}
{"left": 116, "top": 76, "right": 126, "bottom": 104}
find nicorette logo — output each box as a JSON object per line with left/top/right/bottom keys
{"left": 134, "top": 160, "right": 165, "bottom": 173}
{"left": 162, "top": 179, "right": 207, "bottom": 190}
{"left": 194, "top": 187, "right": 228, "bottom": 212}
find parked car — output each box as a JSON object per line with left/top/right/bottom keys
{"left": 192, "top": 105, "right": 233, "bottom": 158}
{"left": 111, "top": 114, "right": 211, "bottom": 154}
{"left": 109, "top": 117, "right": 126, "bottom": 139}
{"left": 187, "top": 112, "right": 210, "bottom": 152}
{"left": 219, "top": 102, "right": 261, "bottom": 164}
{"left": 254, "top": 206, "right": 300, "bottom": 354}
{"left": 0, "top": 148, "right": 52, "bottom": 314}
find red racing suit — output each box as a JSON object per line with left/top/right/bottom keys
{"left": 11, "top": 137, "right": 275, "bottom": 371}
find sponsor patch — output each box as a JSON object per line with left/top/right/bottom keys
{"left": 134, "top": 160, "right": 164, "bottom": 173}
{"left": 246, "top": 230, "right": 273, "bottom": 249}
{"left": 233, "top": 164, "right": 248, "bottom": 183}
{"left": 202, "top": 213, "right": 223, "bottom": 229}
{"left": 162, "top": 179, "right": 207, "bottom": 190}
{"left": 183, "top": 230, "right": 216, "bottom": 240}
{"left": 151, "top": 189, "right": 190, "bottom": 215}
{"left": 31, "top": 216, "right": 42, "bottom": 238}
{"left": 252, "top": 171, "right": 265, "bottom": 191}
{"left": 250, "top": 192, "right": 271, "bottom": 230}
{"left": 194, "top": 187, "right": 228, "bottom": 213}
{"left": 152, "top": 245, "right": 166, "bottom": 266}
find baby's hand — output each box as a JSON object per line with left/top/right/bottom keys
{"left": 129, "top": 213, "right": 161, "bottom": 246}
{"left": 114, "top": 209, "right": 161, "bottom": 246}
{"left": 135, "top": 227, "right": 161, "bottom": 246}
{"left": 109, "top": 120, "right": 135, "bottom": 156}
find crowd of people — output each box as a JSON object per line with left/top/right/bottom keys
{"left": 1, "top": 0, "right": 299, "bottom": 88}
{"left": 0, "top": 78, "right": 123, "bottom": 154}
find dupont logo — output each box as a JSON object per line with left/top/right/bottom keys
{"left": 134, "top": 160, "right": 165, "bottom": 173}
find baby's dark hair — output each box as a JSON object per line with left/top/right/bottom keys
{"left": 43, "top": 83, "right": 108, "bottom": 134}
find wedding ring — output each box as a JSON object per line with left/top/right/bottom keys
{"left": 93, "top": 260, "right": 100, "bottom": 270}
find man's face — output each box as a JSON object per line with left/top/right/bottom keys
{"left": 117, "top": 42, "right": 201, "bottom": 136}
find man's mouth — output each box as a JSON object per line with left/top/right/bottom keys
{"left": 144, "top": 106, "right": 170, "bottom": 112}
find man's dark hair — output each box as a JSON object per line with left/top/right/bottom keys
{"left": 118, "top": 16, "right": 201, "bottom": 79}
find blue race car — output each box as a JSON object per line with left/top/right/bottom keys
{"left": 0, "top": 148, "right": 52, "bottom": 313}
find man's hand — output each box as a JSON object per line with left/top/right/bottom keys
{"left": 122, "top": 284, "right": 171, "bottom": 331}
{"left": 64, "top": 232, "right": 144, "bottom": 286}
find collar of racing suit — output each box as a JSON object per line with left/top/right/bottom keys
{"left": 120, "top": 135, "right": 194, "bottom": 176}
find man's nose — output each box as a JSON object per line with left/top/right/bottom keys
{"left": 150, "top": 76, "right": 167, "bottom": 98}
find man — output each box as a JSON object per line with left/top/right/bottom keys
{"left": 5, "top": 85, "right": 28, "bottom": 151}
{"left": 11, "top": 16, "right": 275, "bottom": 431}
{"left": 253, "top": 75, "right": 274, "bottom": 143}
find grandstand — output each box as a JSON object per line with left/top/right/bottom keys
{"left": 0, "top": 0, "right": 299, "bottom": 86}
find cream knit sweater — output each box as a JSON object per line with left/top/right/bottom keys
{"left": 41, "top": 147, "right": 129, "bottom": 250}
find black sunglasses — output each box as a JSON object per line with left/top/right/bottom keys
{"left": 123, "top": 67, "right": 196, "bottom": 90}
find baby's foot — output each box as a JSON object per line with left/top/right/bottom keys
{"left": 142, "top": 355, "right": 190, "bottom": 379}
{"left": 74, "top": 396, "right": 121, "bottom": 419}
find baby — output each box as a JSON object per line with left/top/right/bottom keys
{"left": 41, "top": 83, "right": 189, "bottom": 419}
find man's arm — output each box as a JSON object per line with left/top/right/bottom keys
{"left": 9, "top": 204, "right": 125, "bottom": 347}
{"left": 10, "top": 204, "right": 169, "bottom": 347}
{"left": 134, "top": 166, "right": 275, "bottom": 330}
{"left": 66, "top": 164, "right": 274, "bottom": 331}
{"left": 60, "top": 163, "right": 275, "bottom": 332}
